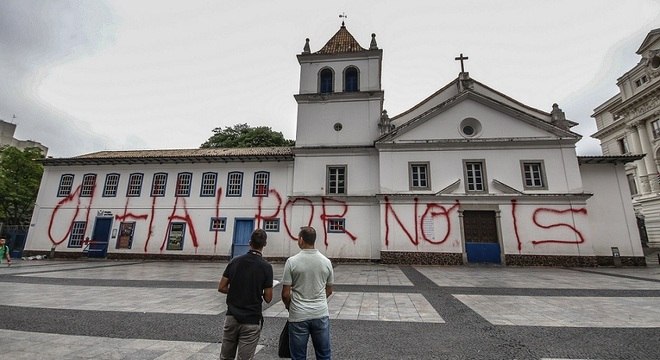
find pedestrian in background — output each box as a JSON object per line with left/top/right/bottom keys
{"left": 0, "top": 238, "right": 11, "bottom": 266}
{"left": 281, "top": 226, "right": 334, "bottom": 360}
{"left": 218, "top": 229, "right": 273, "bottom": 360}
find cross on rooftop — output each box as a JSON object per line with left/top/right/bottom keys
{"left": 455, "top": 53, "right": 469, "bottom": 74}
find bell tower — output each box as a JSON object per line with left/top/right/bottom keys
{"left": 294, "top": 24, "right": 384, "bottom": 147}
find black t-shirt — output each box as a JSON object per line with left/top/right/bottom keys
{"left": 223, "top": 251, "right": 273, "bottom": 324}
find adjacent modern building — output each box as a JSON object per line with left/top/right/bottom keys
{"left": 24, "top": 24, "right": 645, "bottom": 265}
{"left": 0, "top": 118, "right": 48, "bottom": 155}
{"left": 592, "top": 28, "right": 660, "bottom": 248}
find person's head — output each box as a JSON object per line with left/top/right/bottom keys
{"left": 0, "top": 238, "right": 5, "bottom": 246}
{"left": 249, "top": 229, "right": 267, "bottom": 250}
{"left": 298, "top": 226, "right": 316, "bottom": 248}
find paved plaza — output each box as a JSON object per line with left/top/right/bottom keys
{"left": 0, "top": 259, "right": 659, "bottom": 359}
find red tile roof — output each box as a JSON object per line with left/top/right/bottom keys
{"left": 315, "top": 25, "right": 367, "bottom": 55}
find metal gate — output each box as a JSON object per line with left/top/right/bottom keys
{"left": 463, "top": 210, "right": 501, "bottom": 264}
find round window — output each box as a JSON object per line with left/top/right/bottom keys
{"left": 333, "top": 122, "right": 343, "bottom": 131}
{"left": 459, "top": 118, "right": 482, "bottom": 138}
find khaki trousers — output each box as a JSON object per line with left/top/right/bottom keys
{"left": 220, "top": 315, "right": 262, "bottom": 360}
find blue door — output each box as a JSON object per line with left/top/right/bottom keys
{"left": 88, "top": 218, "right": 112, "bottom": 258}
{"left": 232, "top": 219, "right": 254, "bottom": 258}
{"left": 463, "top": 211, "right": 501, "bottom": 264}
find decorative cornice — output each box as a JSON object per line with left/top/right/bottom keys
{"left": 294, "top": 90, "right": 384, "bottom": 103}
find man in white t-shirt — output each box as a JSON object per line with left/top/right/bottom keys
{"left": 281, "top": 226, "right": 334, "bottom": 360}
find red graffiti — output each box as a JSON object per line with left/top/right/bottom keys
{"left": 384, "top": 197, "right": 419, "bottom": 246}
{"left": 160, "top": 197, "right": 199, "bottom": 252}
{"left": 511, "top": 199, "right": 587, "bottom": 248}
{"left": 115, "top": 198, "right": 149, "bottom": 222}
{"left": 48, "top": 186, "right": 83, "bottom": 245}
{"left": 531, "top": 207, "right": 587, "bottom": 245}
{"left": 512, "top": 200, "right": 522, "bottom": 252}
{"left": 213, "top": 187, "right": 224, "bottom": 249}
{"left": 320, "top": 197, "right": 357, "bottom": 246}
{"left": 283, "top": 196, "right": 314, "bottom": 240}
{"left": 255, "top": 189, "right": 282, "bottom": 228}
{"left": 384, "top": 197, "right": 459, "bottom": 247}
{"left": 420, "top": 201, "right": 460, "bottom": 244}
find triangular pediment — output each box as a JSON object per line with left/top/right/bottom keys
{"left": 378, "top": 91, "right": 578, "bottom": 144}
{"left": 637, "top": 28, "right": 660, "bottom": 54}
{"left": 378, "top": 77, "right": 579, "bottom": 144}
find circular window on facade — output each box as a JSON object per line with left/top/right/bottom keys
{"left": 459, "top": 117, "right": 482, "bottom": 138}
{"left": 334, "top": 122, "right": 343, "bottom": 131}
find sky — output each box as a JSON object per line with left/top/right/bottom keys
{"left": 1, "top": 0, "right": 659, "bottom": 158}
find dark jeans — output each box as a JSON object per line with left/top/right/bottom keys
{"left": 288, "top": 316, "right": 331, "bottom": 360}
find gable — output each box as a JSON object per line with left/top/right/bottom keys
{"left": 387, "top": 96, "right": 570, "bottom": 143}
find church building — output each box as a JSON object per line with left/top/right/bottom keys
{"left": 25, "top": 24, "right": 645, "bottom": 266}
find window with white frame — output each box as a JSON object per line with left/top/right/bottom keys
{"left": 151, "top": 173, "right": 168, "bottom": 197}
{"left": 253, "top": 171, "right": 270, "bottom": 196}
{"left": 127, "top": 173, "right": 144, "bottom": 197}
{"left": 464, "top": 160, "right": 487, "bottom": 192}
{"left": 210, "top": 217, "right": 227, "bottom": 231}
{"left": 521, "top": 161, "right": 547, "bottom": 190}
{"left": 200, "top": 172, "right": 217, "bottom": 197}
{"left": 103, "top": 174, "right": 120, "bottom": 197}
{"left": 263, "top": 218, "right": 280, "bottom": 232}
{"left": 57, "top": 174, "right": 74, "bottom": 197}
{"left": 227, "top": 172, "right": 243, "bottom": 197}
{"left": 80, "top": 174, "right": 97, "bottom": 197}
{"left": 68, "top": 221, "right": 86, "bottom": 248}
{"left": 327, "top": 218, "right": 345, "bottom": 233}
{"left": 409, "top": 162, "right": 430, "bottom": 190}
{"left": 327, "top": 165, "right": 346, "bottom": 195}
{"left": 176, "top": 172, "right": 192, "bottom": 197}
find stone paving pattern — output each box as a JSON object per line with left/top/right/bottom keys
{"left": 0, "top": 259, "right": 659, "bottom": 359}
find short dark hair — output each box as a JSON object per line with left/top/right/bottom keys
{"left": 250, "top": 229, "right": 267, "bottom": 249}
{"left": 298, "top": 226, "right": 316, "bottom": 245}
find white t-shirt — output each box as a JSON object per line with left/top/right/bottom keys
{"left": 282, "top": 249, "right": 334, "bottom": 322}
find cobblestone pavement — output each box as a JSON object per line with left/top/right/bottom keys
{"left": 0, "top": 259, "right": 659, "bottom": 359}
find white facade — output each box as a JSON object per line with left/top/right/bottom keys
{"left": 25, "top": 25, "right": 645, "bottom": 265}
{"left": 592, "top": 28, "right": 660, "bottom": 247}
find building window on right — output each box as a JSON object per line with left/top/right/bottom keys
{"left": 652, "top": 120, "right": 660, "bottom": 139}
{"left": 326, "top": 165, "right": 347, "bottom": 195}
{"left": 617, "top": 137, "right": 629, "bottom": 154}
{"left": 520, "top": 161, "right": 548, "bottom": 190}
{"left": 464, "top": 160, "right": 487, "bottom": 193}
{"left": 409, "top": 162, "right": 430, "bottom": 190}
{"left": 627, "top": 173, "right": 638, "bottom": 196}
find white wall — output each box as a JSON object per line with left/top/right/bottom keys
{"left": 580, "top": 162, "right": 644, "bottom": 257}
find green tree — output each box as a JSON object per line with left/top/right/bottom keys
{"left": 201, "top": 123, "right": 295, "bottom": 148}
{"left": 0, "top": 146, "right": 44, "bottom": 226}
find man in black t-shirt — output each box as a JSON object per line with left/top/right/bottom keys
{"left": 218, "top": 229, "right": 273, "bottom": 360}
